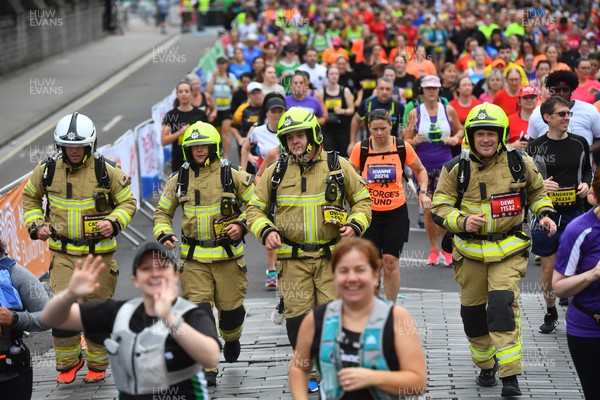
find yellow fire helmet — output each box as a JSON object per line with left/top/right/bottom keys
{"left": 277, "top": 107, "right": 323, "bottom": 153}
{"left": 464, "top": 102, "right": 510, "bottom": 153}
{"left": 182, "top": 121, "right": 222, "bottom": 165}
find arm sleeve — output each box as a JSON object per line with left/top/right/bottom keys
{"left": 348, "top": 142, "right": 362, "bottom": 169}
{"left": 232, "top": 103, "right": 245, "bottom": 126}
{"left": 182, "top": 307, "right": 220, "bottom": 347}
{"left": 105, "top": 165, "right": 138, "bottom": 234}
{"left": 340, "top": 158, "right": 371, "bottom": 235}
{"left": 554, "top": 223, "right": 584, "bottom": 276}
{"left": 579, "top": 138, "right": 593, "bottom": 186}
{"left": 526, "top": 108, "right": 543, "bottom": 140}
{"left": 522, "top": 153, "right": 555, "bottom": 217}
{"left": 314, "top": 98, "right": 324, "bottom": 117}
{"left": 80, "top": 300, "right": 126, "bottom": 335}
{"left": 357, "top": 100, "right": 366, "bottom": 120}
{"left": 431, "top": 163, "right": 468, "bottom": 233}
{"left": 22, "top": 164, "right": 47, "bottom": 230}
{"left": 246, "top": 164, "right": 278, "bottom": 243}
{"left": 12, "top": 265, "right": 49, "bottom": 332}
{"left": 591, "top": 109, "right": 600, "bottom": 139}
{"left": 232, "top": 168, "right": 255, "bottom": 229}
{"left": 153, "top": 175, "right": 181, "bottom": 241}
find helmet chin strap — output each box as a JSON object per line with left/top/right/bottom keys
{"left": 305, "top": 142, "right": 313, "bottom": 156}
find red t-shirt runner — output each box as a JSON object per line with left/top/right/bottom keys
{"left": 507, "top": 112, "right": 530, "bottom": 143}
{"left": 493, "top": 89, "right": 520, "bottom": 116}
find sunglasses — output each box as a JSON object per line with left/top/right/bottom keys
{"left": 552, "top": 111, "right": 573, "bottom": 118}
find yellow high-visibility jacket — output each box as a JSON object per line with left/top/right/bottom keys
{"left": 153, "top": 160, "right": 253, "bottom": 262}
{"left": 246, "top": 148, "right": 372, "bottom": 259}
{"left": 432, "top": 149, "right": 555, "bottom": 263}
{"left": 23, "top": 154, "right": 137, "bottom": 255}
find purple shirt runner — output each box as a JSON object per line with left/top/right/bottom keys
{"left": 414, "top": 115, "right": 453, "bottom": 170}
{"left": 285, "top": 95, "right": 324, "bottom": 117}
{"left": 554, "top": 208, "right": 600, "bottom": 337}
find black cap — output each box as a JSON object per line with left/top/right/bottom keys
{"left": 132, "top": 241, "right": 178, "bottom": 275}
{"left": 217, "top": 56, "right": 229, "bottom": 64}
{"left": 266, "top": 97, "right": 286, "bottom": 110}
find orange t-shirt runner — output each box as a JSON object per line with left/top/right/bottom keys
{"left": 350, "top": 137, "right": 417, "bottom": 212}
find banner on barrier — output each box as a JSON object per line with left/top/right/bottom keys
{"left": 113, "top": 129, "right": 142, "bottom": 208}
{"left": 136, "top": 120, "right": 163, "bottom": 200}
{"left": 98, "top": 130, "right": 141, "bottom": 208}
{"left": 199, "top": 41, "right": 224, "bottom": 72}
{"left": 152, "top": 91, "right": 176, "bottom": 164}
{"left": 0, "top": 179, "right": 50, "bottom": 276}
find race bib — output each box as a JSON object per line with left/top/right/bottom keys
{"left": 490, "top": 192, "right": 523, "bottom": 219}
{"left": 213, "top": 214, "right": 238, "bottom": 241}
{"left": 82, "top": 215, "right": 109, "bottom": 240}
{"left": 325, "top": 99, "right": 342, "bottom": 109}
{"left": 362, "top": 80, "right": 376, "bottom": 89}
{"left": 549, "top": 186, "right": 577, "bottom": 207}
{"left": 215, "top": 97, "right": 230, "bottom": 107}
{"left": 367, "top": 164, "right": 397, "bottom": 184}
{"left": 322, "top": 205, "right": 348, "bottom": 227}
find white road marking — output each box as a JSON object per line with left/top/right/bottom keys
{"left": 400, "top": 287, "right": 443, "bottom": 293}
{"left": 0, "top": 34, "right": 181, "bottom": 166}
{"left": 102, "top": 115, "right": 123, "bottom": 132}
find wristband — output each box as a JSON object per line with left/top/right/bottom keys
{"left": 167, "top": 315, "right": 183, "bottom": 335}
{"left": 28, "top": 225, "right": 39, "bottom": 240}
{"left": 419, "top": 190, "right": 428, "bottom": 195}
{"left": 538, "top": 212, "right": 554, "bottom": 221}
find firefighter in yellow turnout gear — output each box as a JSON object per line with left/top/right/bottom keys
{"left": 22, "top": 112, "right": 137, "bottom": 384}
{"left": 153, "top": 121, "right": 253, "bottom": 387}
{"left": 432, "top": 103, "right": 556, "bottom": 397}
{"left": 245, "top": 107, "right": 372, "bottom": 355}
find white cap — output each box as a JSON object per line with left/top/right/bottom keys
{"left": 247, "top": 82, "right": 262, "bottom": 93}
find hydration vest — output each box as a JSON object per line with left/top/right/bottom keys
{"left": 415, "top": 102, "right": 451, "bottom": 143}
{"left": 358, "top": 137, "right": 409, "bottom": 183}
{"left": 319, "top": 298, "right": 398, "bottom": 400}
{"left": 105, "top": 297, "right": 203, "bottom": 395}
